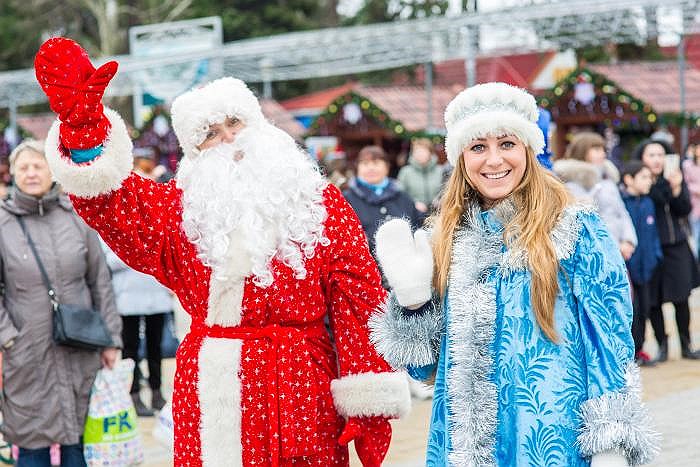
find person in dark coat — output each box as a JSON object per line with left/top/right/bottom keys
{"left": 621, "top": 161, "right": 663, "bottom": 366}
{"left": 343, "top": 145, "right": 425, "bottom": 256}
{"left": 634, "top": 138, "right": 700, "bottom": 361}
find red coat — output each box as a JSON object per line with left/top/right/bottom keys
{"left": 49, "top": 116, "right": 410, "bottom": 465}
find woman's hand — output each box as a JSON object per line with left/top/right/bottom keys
{"left": 666, "top": 169, "right": 683, "bottom": 197}
{"left": 414, "top": 201, "right": 428, "bottom": 213}
{"left": 100, "top": 347, "right": 119, "bottom": 369}
{"left": 619, "top": 241, "right": 635, "bottom": 261}
{"left": 375, "top": 219, "right": 433, "bottom": 308}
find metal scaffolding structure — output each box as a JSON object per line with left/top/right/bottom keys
{"left": 0, "top": 0, "right": 698, "bottom": 110}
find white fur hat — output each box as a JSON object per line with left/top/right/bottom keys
{"left": 444, "top": 82, "right": 544, "bottom": 166}
{"left": 171, "top": 77, "right": 266, "bottom": 159}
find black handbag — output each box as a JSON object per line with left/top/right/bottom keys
{"left": 16, "top": 216, "right": 113, "bottom": 350}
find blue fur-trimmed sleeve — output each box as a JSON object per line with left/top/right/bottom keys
{"left": 369, "top": 292, "right": 443, "bottom": 371}
{"left": 572, "top": 211, "right": 659, "bottom": 465}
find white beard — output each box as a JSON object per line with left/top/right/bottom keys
{"left": 176, "top": 123, "right": 329, "bottom": 288}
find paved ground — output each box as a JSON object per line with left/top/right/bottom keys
{"left": 139, "top": 298, "right": 700, "bottom": 466}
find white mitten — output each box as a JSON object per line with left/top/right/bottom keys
{"left": 591, "top": 450, "right": 628, "bottom": 467}
{"left": 375, "top": 219, "right": 433, "bottom": 308}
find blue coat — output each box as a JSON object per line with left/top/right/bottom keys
{"left": 622, "top": 192, "right": 663, "bottom": 285}
{"left": 370, "top": 201, "right": 658, "bottom": 466}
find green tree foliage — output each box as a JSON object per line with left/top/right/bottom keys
{"left": 181, "top": 0, "right": 323, "bottom": 42}
{"left": 0, "top": 2, "right": 41, "bottom": 71}
{"left": 0, "top": 1, "right": 84, "bottom": 70}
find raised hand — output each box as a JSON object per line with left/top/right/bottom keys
{"left": 34, "top": 37, "right": 118, "bottom": 149}
{"left": 375, "top": 219, "right": 433, "bottom": 308}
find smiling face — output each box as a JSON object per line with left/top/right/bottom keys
{"left": 462, "top": 135, "right": 527, "bottom": 208}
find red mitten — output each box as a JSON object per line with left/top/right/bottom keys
{"left": 34, "top": 37, "right": 118, "bottom": 149}
{"left": 338, "top": 417, "right": 392, "bottom": 467}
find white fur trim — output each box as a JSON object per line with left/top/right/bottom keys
{"left": 206, "top": 278, "right": 245, "bottom": 326}
{"left": 171, "top": 77, "right": 266, "bottom": 160}
{"left": 44, "top": 107, "right": 133, "bottom": 198}
{"left": 444, "top": 82, "right": 544, "bottom": 166}
{"left": 330, "top": 371, "right": 411, "bottom": 418}
{"left": 198, "top": 337, "right": 243, "bottom": 466}
{"left": 445, "top": 110, "right": 544, "bottom": 166}
{"left": 553, "top": 158, "right": 600, "bottom": 190}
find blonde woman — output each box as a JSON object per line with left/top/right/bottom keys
{"left": 370, "top": 83, "right": 658, "bottom": 467}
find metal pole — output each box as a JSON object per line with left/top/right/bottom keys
{"left": 261, "top": 58, "right": 273, "bottom": 99}
{"left": 425, "top": 61, "right": 434, "bottom": 133}
{"left": 463, "top": 27, "right": 477, "bottom": 87}
{"left": 9, "top": 98, "right": 18, "bottom": 148}
{"left": 679, "top": 34, "right": 688, "bottom": 153}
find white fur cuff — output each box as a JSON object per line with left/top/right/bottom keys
{"left": 44, "top": 107, "right": 134, "bottom": 198}
{"left": 331, "top": 371, "right": 411, "bottom": 419}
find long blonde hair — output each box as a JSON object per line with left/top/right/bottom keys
{"left": 431, "top": 147, "right": 572, "bottom": 342}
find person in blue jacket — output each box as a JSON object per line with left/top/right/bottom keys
{"left": 369, "top": 82, "right": 658, "bottom": 467}
{"left": 620, "top": 160, "right": 663, "bottom": 367}
{"left": 536, "top": 107, "right": 553, "bottom": 170}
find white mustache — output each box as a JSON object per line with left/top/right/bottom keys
{"left": 200, "top": 142, "right": 245, "bottom": 162}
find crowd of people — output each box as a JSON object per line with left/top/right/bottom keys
{"left": 0, "top": 34, "right": 697, "bottom": 467}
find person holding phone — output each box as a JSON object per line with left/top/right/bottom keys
{"left": 634, "top": 139, "right": 700, "bottom": 361}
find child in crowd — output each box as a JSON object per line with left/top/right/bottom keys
{"left": 621, "top": 160, "right": 663, "bottom": 366}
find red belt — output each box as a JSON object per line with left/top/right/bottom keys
{"left": 191, "top": 321, "right": 328, "bottom": 464}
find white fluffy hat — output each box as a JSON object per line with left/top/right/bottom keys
{"left": 171, "top": 77, "right": 266, "bottom": 159}
{"left": 444, "top": 82, "right": 544, "bottom": 166}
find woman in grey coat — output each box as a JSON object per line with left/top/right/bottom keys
{"left": 0, "top": 140, "right": 122, "bottom": 467}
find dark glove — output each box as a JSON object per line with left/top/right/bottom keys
{"left": 338, "top": 416, "right": 392, "bottom": 467}
{"left": 34, "top": 37, "right": 118, "bottom": 149}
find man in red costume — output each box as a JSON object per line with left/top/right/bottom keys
{"left": 34, "top": 37, "right": 410, "bottom": 467}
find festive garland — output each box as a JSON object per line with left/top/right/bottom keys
{"left": 308, "top": 91, "right": 445, "bottom": 141}
{"left": 538, "top": 67, "right": 699, "bottom": 128}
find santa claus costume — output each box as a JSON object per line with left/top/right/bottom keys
{"left": 34, "top": 38, "right": 410, "bottom": 467}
